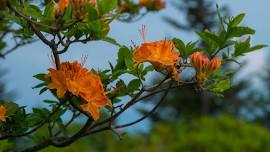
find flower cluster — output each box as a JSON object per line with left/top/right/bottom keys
{"left": 133, "top": 40, "right": 180, "bottom": 80}
{"left": 54, "top": 0, "right": 96, "bottom": 18}
{"left": 0, "top": 105, "right": 7, "bottom": 122}
{"left": 139, "top": 0, "right": 166, "bottom": 11}
{"left": 47, "top": 61, "right": 111, "bottom": 120}
{"left": 190, "top": 52, "right": 222, "bottom": 82}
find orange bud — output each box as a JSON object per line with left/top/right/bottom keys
{"left": 190, "top": 51, "right": 222, "bottom": 82}
{"left": 190, "top": 52, "right": 210, "bottom": 71}
{"left": 139, "top": 0, "right": 166, "bottom": 10}
{"left": 208, "top": 57, "right": 222, "bottom": 73}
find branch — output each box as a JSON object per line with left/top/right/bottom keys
{"left": 6, "top": 2, "right": 57, "bottom": 31}
{"left": 114, "top": 81, "right": 173, "bottom": 129}
{"left": 20, "top": 119, "right": 93, "bottom": 152}
{"left": 17, "top": 80, "right": 196, "bottom": 152}
{"left": 2, "top": 39, "right": 38, "bottom": 57}
{"left": 89, "top": 79, "right": 196, "bottom": 131}
{"left": 54, "top": 112, "right": 80, "bottom": 136}
{"left": 69, "top": 98, "right": 92, "bottom": 118}
{"left": 88, "top": 81, "right": 174, "bottom": 134}
{"left": 7, "top": 2, "right": 61, "bottom": 69}
{"left": 90, "top": 89, "right": 145, "bottom": 129}
{"left": 0, "top": 102, "right": 64, "bottom": 140}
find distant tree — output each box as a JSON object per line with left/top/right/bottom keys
{"left": 163, "top": 0, "right": 229, "bottom": 31}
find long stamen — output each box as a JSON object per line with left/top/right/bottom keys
{"left": 48, "top": 53, "right": 56, "bottom": 68}
{"left": 131, "top": 40, "right": 138, "bottom": 49}
{"left": 81, "top": 54, "right": 88, "bottom": 66}
{"left": 139, "top": 25, "right": 147, "bottom": 42}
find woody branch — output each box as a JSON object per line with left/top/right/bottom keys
{"left": 17, "top": 77, "right": 195, "bottom": 152}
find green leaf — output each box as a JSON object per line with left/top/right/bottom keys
{"left": 197, "top": 32, "right": 220, "bottom": 45}
{"left": 88, "top": 20, "right": 104, "bottom": 38}
{"left": 24, "top": 4, "right": 43, "bottom": 20}
{"left": 227, "top": 26, "right": 255, "bottom": 38}
{"left": 43, "top": 100, "right": 58, "bottom": 104}
{"left": 86, "top": 3, "right": 99, "bottom": 21}
{"left": 3, "top": 102, "right": 19, "bottom": 116}
{"left": 229, "top": 13, "right": 245, "bottom": 27}
{"left": 97, "top": 0, "right": 117, "bottom": 14}
{"left": 207, "top": 79, "right": 231, "bottom": 94}
{"left": 43, "top": 2, "right": 54, "bottom": 18}
{"left": 234, "top": 37, "right": 250, "bottom": 56}
{"left": 196, "top": 32, "right": 219, "bottom": 53}
{"left": 39, "top": 87, "right": 48, "bottom": 95}
{"left": 248, "top": 45, "right": 267, "bottom": 52}
{"left": 33, "top": 74, "right": 47, "bottom": 81}
{"left": 234, "top": 37, "right": 267, "bottom": 56}
{"left": 125, "top": 58, "right": 134, "bottom": 70}
{"left": 115, "top": 47, "right": 133, "bottom": 71}
{"left": 0, "top": 40, "right": 6, "bottom": 51}
{"left": 51, "top": 108, "right": 67, "bottom": 121}
{"left": 216, "top": 4, "right": 225, "bottom": 31}
{"left": 144, "top": 65, "right": 154, "bottom": 72}
{"left": 62, "top": 5, "right": 73, "bottom": 21}
{"left": 173, "top": 39, "right": 198, "bottom": 58}
{"left": 102, "top": 37, "right": 122, "bottom": 47}
{"left": 32, "top": 82, "right": 47, "bottom": 89}
{"left": 127, "top": 79, "right": 141, "bottom": 92}
{"left": 32, "top": 108, "right": 50, "bottom": 118}
{"left": 112, "top": 98, "right": 121, "bottom": 103}
{"left": 173, "top": 38, "right": 186, "bottom": 57}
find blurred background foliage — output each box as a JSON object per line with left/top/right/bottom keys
{"left": 1, "top": 0, "right": 270, "bottom": 151}
{"left": 41, "top": 116, "right": 270, "bottom": 152}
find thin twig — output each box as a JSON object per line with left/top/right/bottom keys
{"left": 114, "top": 81, "right": 173, "bottom": 129}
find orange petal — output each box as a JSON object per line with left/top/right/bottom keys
{"left": 0, "top": 106, "right": 7, "bottom": 122}
{"left": 81, "top": 103, "right": 100, "bottom": 120}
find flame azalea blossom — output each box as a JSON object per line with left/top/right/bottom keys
{"left": 54, "top": 0, "right": 96, "bottom": 16}
{"left": 139, "top": 0, "right": 166, "bottom": 10}
{"left": 133, "top": 40, "right": 180, "bottom": 80}
{"left": 0, "top": 105, "right": 7, "bottom": 122}
{"left": 47, "top": 61, "right": 111, "bottom": 120}
{"left": 55, "top": 0, "right": 69, "bottom": 13}
{"left": 190, "top": 52, "right": 222, "bottom": 82}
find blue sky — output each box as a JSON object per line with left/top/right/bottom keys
{"left": 1, "top": 0, "right": 270, "bottom": 132}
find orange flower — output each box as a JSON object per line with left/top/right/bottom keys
{"left": 47, "top": 61, "right": 111, "bottom": 120}
{"left": 190, "top": 52, "right": 222, "bottom": 82}
{"left": 0, "top": 105, "right": 7, "bottom": 122}
{"left": 54, "top": 0, "right": 70, "bottom": 13}
{"left": 54, "top": 0, "right": 96, "bottom": 16}
{"left": 139, "top": 0, "right": 166, "bottom": 10}
{"left": 133, "top": 40, "right": 180, "bottom": 80}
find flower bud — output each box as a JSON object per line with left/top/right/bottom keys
{"left": 139, "top": 0, "right": 166, "bottom": 11}
{"left": 190, "top": 52, "right": 210, "bottom": 71}
{"left": 190, "top": 51, "right": 222, "bottom": 83}
{"left": 54, "top": 0, "right": 70, "bottom": 14}
{"left": 208, "top": 57, "right": 222, "bottom": 73}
